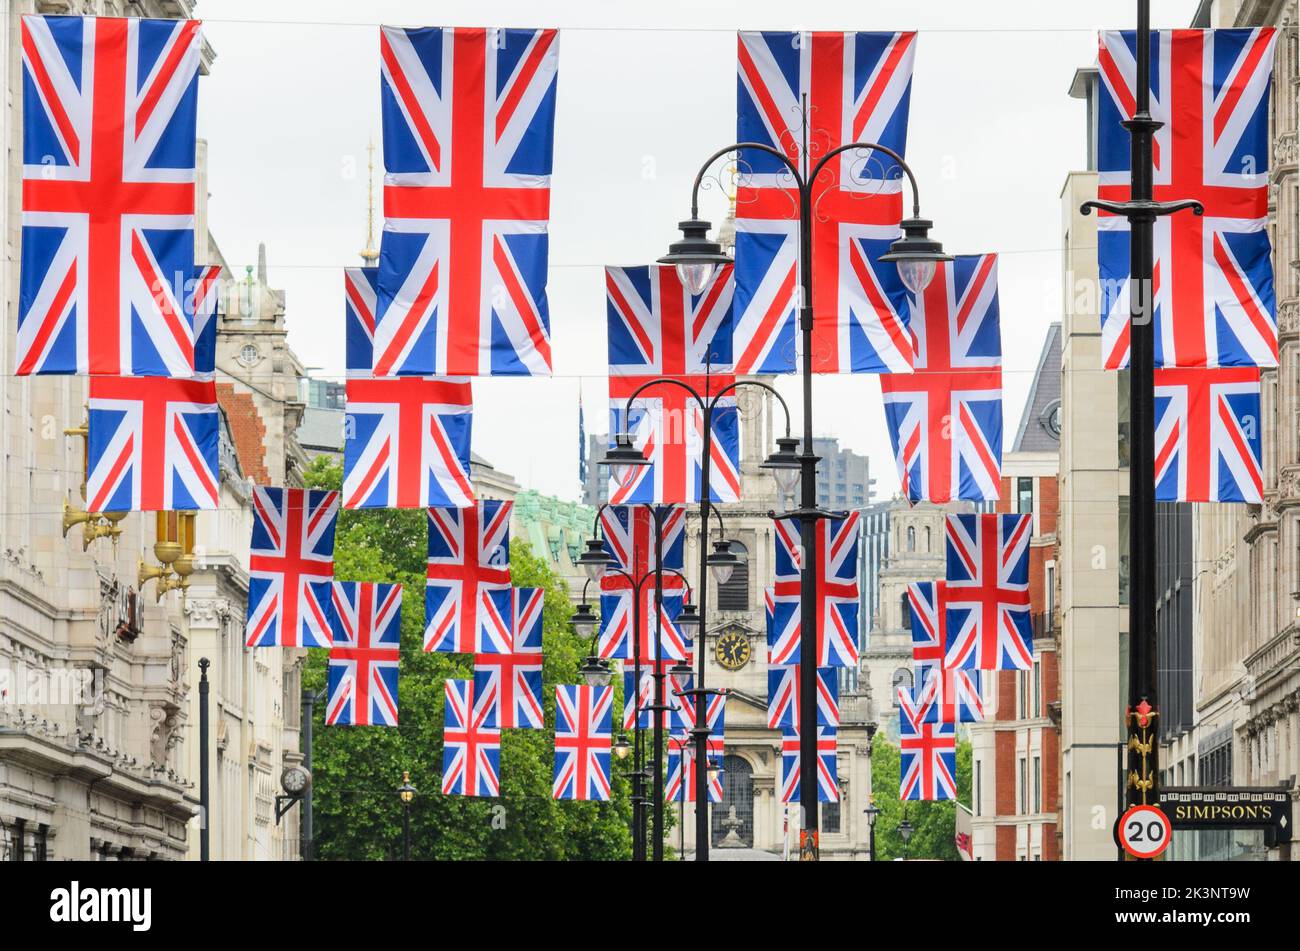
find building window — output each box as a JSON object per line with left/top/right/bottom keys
{"left": 1032, "top": 659, "right": 1042, "bottom": 718}
{"left": 1018, "top": 672, "right": 1027, "bottom": 719}
{"left": 1019, "top": 758, "right": 1028, "bottom": 814}
{"left": 924, "top": 526, "right": 931, "bottom": 552}
{"left": 900, "top": 592, "right": 911, "bottom": 632}
{"left": 1033, "top": 755, "right": 1042, "bottom": 813}
{"left": 1016, "top": 477, "right": 1034, "bottom": 516}
{"left": 822, "top": 798, "right": 841, "bottom": 834}
{"left": 716, "top": 540, "right": 749, "bottom": 611}
{"left": 907, "top": 526, "right": 915, "bottom": 551}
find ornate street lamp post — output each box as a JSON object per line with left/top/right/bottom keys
{"left": 660, "top": 132, "right": 946, "bottom": 860}
{"left": 1080, "top": 0, "right": 1201, "bottom": 838}
{"left": 397, "top": 772, "right": 417, "bottom": 861}
{"left": 603, "top": 380, "right": 795, "bottom": 860}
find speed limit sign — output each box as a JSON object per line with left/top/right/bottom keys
{"left": 1117, "top": 804, "right": 1172, "bottom": 859}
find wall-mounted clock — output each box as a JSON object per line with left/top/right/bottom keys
{"left": 714, "top": 629, "right": 752, "bottom": 671}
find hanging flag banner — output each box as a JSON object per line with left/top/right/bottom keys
{"left": 1096, "top": 28, "right": 1279, "bottom": 370}
{"left": 246, "top": 487, "right": 339, "bottom": 648}
{"left": 881, "top": 254, "right": 1003, "bottom": 503}
{"left": 605, "top": 264, "right": 740, "bottom": 504}
{"left": 733, "top": 30, "right": 917, "bottom": 375}
{"left": 1154, "top": 366, "right": 1263, "bottom": 503}
{"left": 374, "top": 26, "right": 558, "bottom": 377}
{"left": 18, "top": 15, "right": 203, "bottom": 377}
{"left": 326, "top": 582, "right": 402, "bottom": 726}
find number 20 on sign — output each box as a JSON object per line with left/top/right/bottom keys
{"left": 1117, "top": 804, "right": 1172, "bottom": 859}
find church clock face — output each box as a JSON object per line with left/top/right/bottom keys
{"left": 714, "top": 629, "right": 752, "bottom": 671}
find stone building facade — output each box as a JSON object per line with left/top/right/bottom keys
{"left": 0, "top": 0, "right": 307, "bottom": 861}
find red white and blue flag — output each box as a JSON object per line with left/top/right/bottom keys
{"left": 598, "top": 588, "right": 687, "bottom": 663}
{"left": 599, "top": 504, "right": 685, "bottom": 575}
{"left": 425, "top": 501, "right": 513, "bottom": 654}
{"left": 344, "top": 266, "right": 379, "bottom": 376}
{"left": 908, "top": 580, "right": 985, "bottom": 724}
{"left": 881, "top": 254, "right": 1003, "bottom": 503}
{"left": 734, "top": 30, "right": 917, "bottom": 375}
{"left": 246, "top": 487, "right": 339, "bottom": 648}
{"left": 18, "top": 15, "right": 203, "bottom": 377}
{"left": 623, "top": 659, "right": 693, "bottom": 732}
{"left": 342, "top": 377, "right": 475, "bottom": 509}
{"left": 553, "top": 684, "right": 613, "bottom": 801}
{"left": 605, "top": 264, "right": 741, "bottom": 504}
{"left": 773, "top": 513, "right": 861, "bottom": 667}
{"left": 944, "top": 514, "right": 1033, "bottom": 671}
{"left": 86, "top": 375, "right": 219, "bottom": 512}
{"left": 1097, "top": 29, "right": 1279, "bottom": 369}
{"left": 779, "top": 725, "right": 839, "bottom": 804}
{"left": 442, "top": 677, "right": 501, "bottom": 797}
{"left": 898, "top": 685, "right": 958, "bottom": 801}
{"left": 473, "top": 587, "right": 545, "bottom": 729}
{"left": 764, "top": 585, "right": 801, "bottom": 665}
{"left": 326, "top": 582, "right": 402, "bottom": 727}
{"left": 766, "top": 664, "right": 839, "bottom": 730}
{"left": 666, "top": 696, "right": 726, "bottom": 802}
{"left": 374, "top": 27, "right": 557, "bottom": 377}
{"left": 1155, "top": 367, "right": 1263, "bottom": 502}
{"left": 190, "top": 264, "right": 221, "bottom": 373}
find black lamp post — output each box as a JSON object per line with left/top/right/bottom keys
{"left": 603, "top": 388, "right": 794, "bottom": 862}
{"left": 572, "top": 529, "right": 696, "bottom": 862}
{"left": 863, "top": 796, "right": 881, "bottom": 862}
{"left": 1079, "top": 0, "right": 1201, "bottom": 837}
{"left": 662, "top": 130, "right": 947, "bottom": 861}
{"left": 898, "top": 815, "right": 914, "bottom": 862}
{"left": 397, "top": 771, "right": 417, "bottom": 861}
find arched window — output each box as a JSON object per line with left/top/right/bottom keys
{"left": 717, "top": 540, "right": 749, "bottom": 611}
{"left": 712, "top": 755, "right": 754, "bottom": 848}
{"left": 907, "top": 526, "right": 916, "bottom": 551}
{"left": 901, "top": 592, "right": 912, "bottom": 632}
{"left": 924, "top": 526, "right": 931, "bottom": 552}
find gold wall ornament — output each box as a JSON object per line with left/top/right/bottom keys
{"left": 140, "top": 512, "right": 198, "bottom": 599}
{"left": 1126, "top": 700, "right": 1159, "bottom": 805}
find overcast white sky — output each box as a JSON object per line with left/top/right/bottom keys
{"left": 196, "top": 0, "right": 1203, "bottom": 501}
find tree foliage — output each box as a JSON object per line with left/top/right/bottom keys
{"left": 301, "top": 456, "right": 632, "bottom": 860}
{"left": 868, "top": 730, "right": 972, "bottom": 861}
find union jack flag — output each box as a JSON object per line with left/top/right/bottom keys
{"left": 944, "top": 514, "right": 1033, "bottom": 671}
{"left": 733, "top": 31, "right": 917, "bottom": 375}
{"left": 766, "top": 664, "right": 839, "bottom": 730}
{"left": 18, "top": 15, "right": 203, "bottom": 378}
{"left": 342, "top": 377, "right": 475, "bottom": 509}
{"left": 881, "top": 254, "right": 1002, "bottom": 503}
{"left": 907, "top": 581, "right": 985, "bottom": 724}
{"left": 898, "top": 685, "right": 957, "bottom": 801}
{"left": 779, "top": 725, "right": 839, "bottom": 804}
{"left": 665, "top": 696, "right": 725, "bottom": 803}
{"left": 599, "top": 504, "right": 685, "bottom": 575}
{"left": 622, "top": 659, "right": 692, "bottom": 732}
{"left": 425, "top": 501, "right": 513, "bottom": 654}
{"left": 765, "top": 584, "right": 798, "bottom": 665}
{"left": 441, "top": 677, "right": 500, "bottom": 797}
{"left": 374, "top": 27, "right": 557, "bottom": 377}
{"left": 606, "top": 265, "right": 741, "bottom": 504}
{"left": 1155, "top": 367, "right": 1263, "bottom": 502}
{"left": 772, "top": 513, "right": 861, "bottom": 667}
{"left": 553, "top": 684, "right": 613, "bottom": 801}
{"left": 326, "top": 582, "right": 402, "bottom": 727}
{"left": 344, "top": 266, "right": 378, "bottom": 375}
{"left": 191, "top": 264, "right": 221, "bottom": 374}
{"left": 598, "top": 589, "right": 687, "bottom": 663}
{"left": 86, "top": 375, "right": 219, "bottom": 512}
{"left": 473, "top": 587, "right": 545, "bottom": 729}
{"left": 1097, "top": 29, "right": 1279, "bottom": 369}
{"left": 246, "top": 487, "right": 339, "bottom": 648}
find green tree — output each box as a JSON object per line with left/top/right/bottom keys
{"left": 869, "top": 730, "right": 972, "bottom": 861}
{"left": 300, "top": 456, "right": 631, "bottom": 860}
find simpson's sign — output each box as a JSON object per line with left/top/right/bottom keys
{"left": 1160, "top": 787, "right": 1292, "bottom": 830}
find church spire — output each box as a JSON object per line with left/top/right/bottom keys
{"left": 360, "top": 140, "right": 380, "bottom": 265}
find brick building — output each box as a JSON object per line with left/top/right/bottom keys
{"left": 969, "top": 324, "right": 1063, "bottom": 860}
